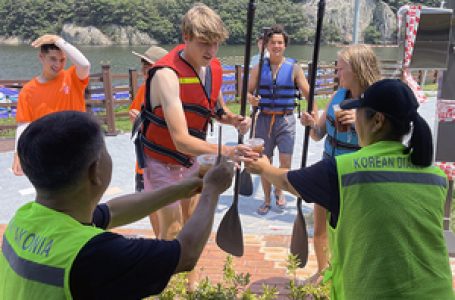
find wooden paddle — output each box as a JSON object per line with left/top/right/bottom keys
{"left": 239, "top": 26, "right": 270, "bottom": 196}
{"left": 290, "top": 0, "right": 326, "bottom": 268}
{"left": 216, "top": 0, "right": 256, "bottom": 257}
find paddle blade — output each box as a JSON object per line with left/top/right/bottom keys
{"left": 239, "top": 169, "right": 253, "bottom": 196}
{"left": 290, "top": 198, "right": 309, "bottom": 267}
{"left": 216, "top": 206, "right": 244, "bottom": 257}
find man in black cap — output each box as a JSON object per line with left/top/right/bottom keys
{"left": 0, "top": 111, "right": 234, "bottom": 299}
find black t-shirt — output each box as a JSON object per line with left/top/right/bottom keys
{"left": 287, "top": 158, "right": 340, "bottom": 227}
{"left": 69, "top": 204, "right": 180, "bottom": 300}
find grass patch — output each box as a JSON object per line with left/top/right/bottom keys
{"left": 423, "top": 83, "right": 437, "bottom": 91}
{"left": 0, "top": 117, "right": 16, "bottom": 138}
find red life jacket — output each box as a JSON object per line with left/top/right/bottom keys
{"left": 140, "top": 44, "right": 222, "bottom": 167}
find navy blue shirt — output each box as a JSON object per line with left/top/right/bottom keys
{"left": 287, "top": 158, "right": 340, "bottom": 227}
{"left": 70, "top": 204, "right": 180, "bottom": 300}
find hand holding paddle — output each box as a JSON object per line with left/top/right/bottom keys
{"left": 291, "top": 0, "right": 326, "bottom": 268}
{"left": 239, "top": 26, "right": 270, "bottom": 197}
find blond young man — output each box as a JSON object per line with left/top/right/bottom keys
{"left": 138, "top": 3, "right": 251, "bottom": 287}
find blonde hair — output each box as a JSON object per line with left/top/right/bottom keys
{"left": 337, "top": 44, "right": 381, "bottom": 92}
{"left": 181, "top": 3, "right": 229, "bottom": 43}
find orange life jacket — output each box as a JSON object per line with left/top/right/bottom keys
{"left": 139, "top": 44, "right": 222, "bottom": 167}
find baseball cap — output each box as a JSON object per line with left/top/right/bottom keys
{"left": 341, "top": 79, "right": 419, "bottom": 120}
{"left": 132, "top": 46, "right": 168, "bottom": 64}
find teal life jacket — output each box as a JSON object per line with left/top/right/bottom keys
{"left": 324, "top": 88, "right": 360, "bottom": 157}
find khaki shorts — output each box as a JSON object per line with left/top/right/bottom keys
{"left": 254, "top": 113, "right": 296, "bottom": 158}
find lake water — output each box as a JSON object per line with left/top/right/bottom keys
{"left": 0, "top": 44, "right": 400, "bottom": 80}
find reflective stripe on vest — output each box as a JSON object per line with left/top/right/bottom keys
{"left": 324, "top": 88, "right": 359, "bottom": 157}
{"left": 341, "top": 170, "right": 447, "bottom": 187}
{"left": 258, "top": 58, "right": 297, "bottom": 112}
{"left": 328, "top": 141, "right": 452, "bottom": 300}
{"left": 0, "top": 202, "right": 103, "bottom": 300}
{"left": 179, "top": 77, "right": 200, "bottom": 84}
{"left": 2, "top": 237, "right": 64, "bottom": 287}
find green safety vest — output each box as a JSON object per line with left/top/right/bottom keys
{"left": 327, "top": 141, "right": 453, "bottom": 300}
{"left": 0, "top": 202, "right": 104, "bottom": 299}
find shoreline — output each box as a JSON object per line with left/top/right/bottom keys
{"left": 0, "top": 36, "right": 399, "bottom": 48}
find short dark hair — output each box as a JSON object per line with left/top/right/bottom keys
{"left": 18, "top": 111, "right": 105, "bottom": 191}
{"left": 40, "top": 43, "right": 61, "bottom": 54}
{"left": 267, "top": 24, "right": 289, "bottom": 46}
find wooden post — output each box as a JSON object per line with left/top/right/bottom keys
{"left": 129, "top": 69, "right": 138, "bottom": 102}
{"left": 235, "top": 64, "right": 242, "bottom": 102}
{"left": 433, "top": 70, "right": 439, "bottom": 84}
{"left": 84, "top": 81, "right": 92, "bottom": 113}
{"left": 101, "top": 64, "right": 117, "bottom": 136}
{"left": 418, "top": 70, "right": 423, "bottom": 85}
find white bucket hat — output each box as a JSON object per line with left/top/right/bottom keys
{"left": 132, "top": 46, "right": 168, "bottom": 64}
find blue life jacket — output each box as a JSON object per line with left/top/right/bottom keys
{"left": 324, "top": 88, "right": 360, "bottom": 157}
{"left": 258, "top": 58, "right": 298, "bottom": 113}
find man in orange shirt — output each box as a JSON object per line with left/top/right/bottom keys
{"left": 129, "top": 46, "right": 168, "bottom": 237}
{"left": 12, "top": 34, "right": 91, "bottom": 176}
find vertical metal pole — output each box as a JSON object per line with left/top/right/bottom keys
{"left": 353, "top": 0, "right": 361, "bottom": 44}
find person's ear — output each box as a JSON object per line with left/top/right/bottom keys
{"left": 372, "top": 112, "right": 385, "bottom": 133}
{"left": 88, "top": 158, "right": 102, "bottom": 186}
{"left": 38, "top": 52, "right": 45, "bottom": 63}
{"left": 183, "top": 34, "right": 191, "bottom": 43}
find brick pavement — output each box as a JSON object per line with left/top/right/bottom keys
{"left": 0, "top": 138, "right": 14, "bottom": 153}
{"left": 1, "top": 224, "right": 454, "bottom": 297}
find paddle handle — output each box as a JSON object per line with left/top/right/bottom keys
{"left": 300, "top": 0, "right": 325, "bottom": 169}
{"left": 248, "top": 107, "right": 257, "bottom": 139}
{"left": 233, "top": 0, "right": 256, "bottom": 201}
{"left": 238, "top": 0, "right": 256, "bottom": 123}
{"left": 292, "top": 0, "right": 326, "bottom": 269}
{"left": 248, "top": 27, "right": 270, "bottom": 140}
{"left": 254, "top": 27, "right": 270, "bottom": 97}
{"left": 216, "top": 125, "right": 222, "bottom": 164}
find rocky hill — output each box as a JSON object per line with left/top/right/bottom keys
{"left": 0, "top": 0, "right": 429, "bottom": 45}
{"left": 302, "top": 0, "right": 396, "bottom": 43}
{"left": 61, "top": 24, "right": 156, "bottom": 46}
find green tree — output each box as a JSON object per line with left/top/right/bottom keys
{"left": 364, "top": 25, "right": 382, "bottom": 44}
{"left": 321, "top": 22, "right": 342, "bottom": 44}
